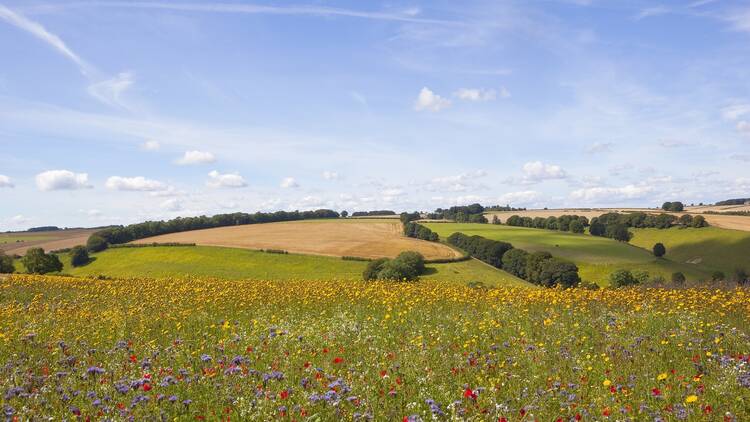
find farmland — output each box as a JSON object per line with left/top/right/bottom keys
{"left": 131, "top": 219, "right": 461, "bottom": 260}
{"left": 56, "top": 245, "right": 525, "bottom": 287}
{"left": 423, "top": 223, "right": 711, "bottom": 285}
{"left": 1, "top": 274, "right": 748, "bottom": 420}
{"left": 0, "top": 229, "right": 98, "bottom": 256}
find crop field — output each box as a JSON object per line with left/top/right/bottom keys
{"left": 629, "top": 227, "right": 750, "bottom": 274}
{"left": 485, "top": 209, "right": 750, "bottom": 233}
{"left": 131, "top": 219, "right": 462, "bottom": 260}
{"left": 56, "top": 245, "right": 525, "bottom": 287}
{"left": 0, "top": 274, "right": 748, "bottom": 420}
{"left": 0, "top": 229, "right": 97, "bottom": 256}
{"left": 423, "top": 223, "right": 709, "bottom": 285}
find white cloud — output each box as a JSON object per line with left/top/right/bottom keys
{"left": 207, "top": 170, "right": 247, "bottom": 188}
{"left": 149, "top": 186, "right": 186, "bottom": 197}
{"left": 322, "top": 171, "right": 340, "bottom": 180}
{"left": 176, "top": 150, "right": 216, "bottom": 165}
{"left": 280, "top": 177, "right": 300, "bottom": 188}
{"left": 659, "top": 139, "right": 693, "bottom": 148}
{"left": 414, "top": 87, "right": 451, "bottom": 112}
{"left": 9, "top": 214, "right": 30, "bottom": 225}
{"left": 570, "top": 185, "right": 654, "bottom": 202}
{"left": 725, "top": 8, "right": 750, "bottom": 33}
{"left": 160, "top": 198, "right": 183, "bottom": 211}
{"left": 722, "top": 103, "right": 750, "bottom": 121}
{"left": 454, "top": 88, "right": 508, "bottom": 101}
{"left": 105, "top": 176, "right": 166, "bottom": 191}
{"left": 0, "top": 174, "right": 13, "bottom": 188}
{"left": 142, "top": 140, "right": 160, "bottom": 151}
{"left": 87, "top": 72, "right": 134, "bottom": 109}
{"left": 498, "top": 190, "right": 540, "bottom": 205}
{"left": 522, "top": 161, "right": 567, "bottom": 182}
{"left": 585, "top": 142, "right": 614, "bottom": 154}
{"left": 0, "top": 5, "right": 92, "bottom": 76}
{"left": 35, "top": 170, "right": 91, "bottom": 191}
{"left": 737, "top": 120, "right": 750, "bottom": 134}
{"left": 381, "top": 188, "right": 405, "bottom": 197}
{"left": 634, "top": 7, "right": 669, "bottom": 20}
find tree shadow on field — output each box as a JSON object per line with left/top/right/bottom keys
{"left": 666, "top": 237, "right": 750, "bottom": 273}
{"left": 422, "top": 267, "right": 438, "bottom": 275}
{"left": 78, "top": 256, "right": 97, "bottom": 267}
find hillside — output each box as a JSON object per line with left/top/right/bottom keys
{"left": 423, "top": 222, "right": 710, "bottom": 285}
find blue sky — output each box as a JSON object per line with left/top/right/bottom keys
{"left": 1, "top": 0, "right": 749, "bottom": 230}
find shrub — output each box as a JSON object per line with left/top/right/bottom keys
{"left": 671, "top": 272, "right": 686, "bottom": 284}
{"left": 363, "top": 258, "right": 388, "bottom": 281}
{"left": 733, "top": 268, "right": 748, "bottom": 285}
{"left": 538, "top": 258, "right": 580, "bottom": 288}
{"left": 87, "top": 235, "right": 108, "bottom": 253}
{"left": 609, "top": 269, "right": 639, "bottom": 287}
{"left": 0, "top": 251, "right": 15, "bottom": 273}
{"left": 377, "top": 259, "right": 418, "bottom": 281}
{"left": 652, "top": 242, "right": 666, "bottom": 257}
{"left": 678, "top": 214, "right": 694, "bottom": 227}
{"left": 491, "top": 215, "right": 501, "bottom": 225}
{"left": 502, "top": 249, "right": 529, "bottom": 279}
{"left": 70, "top": 245, "right": 89, "bottom": 267}
{"left": 711, "top": 271, "right": 725, "bottom": 282}
{"left": 21, "top": 248, "right": 63, "bottom": 274}
{"left": 692, "top": 215, "right": 708, "bottom": 228}
{"left": 393, "top": 251, "right": 425, "bottom": 275}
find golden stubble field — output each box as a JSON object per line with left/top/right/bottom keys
{"left": 485, "top": 207, "right": 750, "bottom": 232}
{"left": 133, "top": 219, "right": 463, "bottom": 260}
{"left": 0, "top": 229, "right": 98, "bottom": 255}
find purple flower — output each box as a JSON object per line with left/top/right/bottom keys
{"left": 87, "top": 366, "right": 105, "bottom": 376}
{"left": 200, "top": 354, "right": 212, "bottom": 362}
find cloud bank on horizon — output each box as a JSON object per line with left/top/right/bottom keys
{"left": 0, "top": 0, "right": 749, "bottom": 230}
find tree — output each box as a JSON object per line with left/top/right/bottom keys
{"left": 393, "top": 251, "right": 425, "bottom": 276}
{"left": 610, "top": 269, "right": 638, "bottom": 287}
{"left": 538, "top": 258, "right": 580, "bottom": 288}
{"left": 363, "top": 258, "right": 388, "bottom": 281}
{"left": 662, "top": 201, "right": 684, "bottom": 212}
{"left": 711, "top": 271, "right": 725, "bottom": 282}
{"left": 678, "top": 214, "right": 693, "bottom": 227}
{"left": 606, "top": 224, "right": 632, "bottom": 242}
{"left": 21, "top": 248, "right": 63, "bottom": 274}
{"left": 340, "top": 210, "right": 348, "bottom": 218}
{"left": 652, "top": 242, "right": 666, "bottom": 257}
{"left": 87, "top": 235, "right": 108, "bottom": 253}
{"left": 0, "top": 251, "right": 15, "bottom": 274}
{"left": 589, "top": 219, "right": 606, "bottom": 237}
{"left": 70, "top": 245, "right": 89, "bottom": 267}
{"left": 377, "top": 259, "right": 418, "bottom": 281}
{"left": 569, "top": 220, "right": 585, "bottom": 234}
{"left": 692, "top": 215, "right": 708, "bottom": 228}
{"left": 501, "top": 249, "right": 529, "bottom": 279}
{"left": 526, "top": 251, "right": 553, "bottom": 285}
{"left": 733, "top": 268, "right": 748, "bottom": 285}
{"left": 671, "top": 272, "right": 686, "bottom": 284}
{"left": 491, "top": 215, "right": 501, "bottom": 225}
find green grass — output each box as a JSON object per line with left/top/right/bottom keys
{"left": 56, "top": 245, "right": 528, "bottom": 286}
{"left": 0, "top": 234, "right": 54, "bottom": 244}
{"left": 423, "top": 223, "right": 710, "bottom": 285}
{"left": 629, "top": 227, "right": 750, "bottom": 274}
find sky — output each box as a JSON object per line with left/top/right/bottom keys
{"left": 0, "top": 0, "right": 749, "bottom": 230}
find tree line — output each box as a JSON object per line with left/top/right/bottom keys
{"left": 427, "top": 203, "right": 488, "bottom": 223}
{"left": 87, "top": 209, "right": 340, "bottom": 250}
{"left": 351, "top": 210, "right": 396, "bottom": 217}
{"left": 503, "top": 214, "right": 589, "bottom": 234}
{"left": 661, "top": 201, "right": 685, "bottom": 212}
{"left": 403, "top": 222, "right": 439, "bottom": 242}
{"left": 446, "top": 232, "right": 580, "bottom": 288}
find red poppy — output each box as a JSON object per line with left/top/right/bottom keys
{"left": 463, "top": 388, "right": 477, "bottom": 400}
{"left": 498, "top": 418, "right": 508, "bottom": 422}
{"left": 603, "top": 407, "right": 611, "bottom": 417}
{"left": 380, "top": 370, "right": 388, "bottom": 378}
{"left": 333, "top": 357, "right": 344, "bottom": 364}
{"left": 280, "top": 390, "right": 289, "bottom": 400}
{"left": 651, "top": 387, "right": 662, "bottom": 396}
{"left": 143, "top": 383, "right": 152, "bottom": 392}
{"left": 129, "top": 354, "right": 137, "bottom": 363}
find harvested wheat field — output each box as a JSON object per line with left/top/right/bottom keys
{"left": 0, "top": 229, "right": 98, "bottom": 256}
{"left": 486, "top": 208, "right": 750, "bottom": 232}
{"left": 133, "top": 219, "right": 462, "bottom": 260}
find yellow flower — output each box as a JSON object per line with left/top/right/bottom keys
{"left": 603, "top": 379, "right": 611, "bottom": 387}
{"left": 685, "top": 395, "right": 698, "bottom": 403}
{"left": 657, "top": 373, "right": 668, "bottom": 381}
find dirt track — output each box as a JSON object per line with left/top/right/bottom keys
{"left": 485, "top": 208, "right": 750, "bottom": 232}
{"left": 133, "top": 220, "right": 462, "bottom": 260}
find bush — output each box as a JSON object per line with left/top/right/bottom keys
{"left": 0, "top": 251, "right": 15, "bottom": 273}
{"left": 393, "top": 251, "right": 425, "bottom": 275}
{"left": 21, "top": 248, "right": 63, "bottom": 274}
{"left": 671, "top": 272, "right": 686, "bottom": 284}
{"left": 609, "top": 269, "right": 639, "bottom": 287}
{"left": 692, "top": 215, "right": 708, "bottom": 228}
{"left": 501, "top": 249, "right": 529, "bottom": 279}
{"left": 733, "top": 268, "right": 748, "bottom": 285}
{"left": 652, "top": 242, "right": 666, "bottom": 257}
{"left": 87, "top": 235, "right": 108, "bottom": 253}
{"left": 363, "top": 258, "right": 388, "bottom": 281}
{"left": 70, "top": 245, "right": 89, "bottom": 267}
{"left": 711, "top": 271, "right": 725, "bottom": 282}
{"left": 662, "top": 201, "right": 684, "bottom": 212}
{"left": 377, "top": 259, "right": 418, "bottom": 281}
{"left": 538, "top": 258, "right": 580, "bottom": 288}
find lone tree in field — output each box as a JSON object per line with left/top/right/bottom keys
{"left": 652, "top": 242, "right": 666, "bottom": 258}
{"left": 340, "top": 210, "right": 348, "bottom": 218}
{"left": 70, "top": 245, "right": 89, "bottom": 267}
{"left": 21, "top": 248, "right": 63, "bottom": 274}
{"left": 0, "top": 251, "right": 15, "bottom": 274}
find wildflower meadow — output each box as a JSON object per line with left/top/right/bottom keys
{"left": 1, "top": 274, "right": 748, "bottom": 420}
